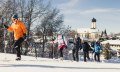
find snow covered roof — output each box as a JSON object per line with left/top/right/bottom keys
{"left": 77, "top": 28, "right": 89, "bottom": 33}
{"left": 89, "top": 28, "right": 99, "bottom": 33}
{"left": 77, "top": 28, "right": 99, "bottom": 33}
{"left": 101, "top": 40, "right": 120, "bottom": 45}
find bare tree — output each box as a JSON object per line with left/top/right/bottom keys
{"left": 34, "top": 8, "right": 64, "bottom": 57}
{"left": 0, "top": 0, "right": 65, "bottom": 57}
{"left": 0, "top": 0, "right": 17, "bottom": 52}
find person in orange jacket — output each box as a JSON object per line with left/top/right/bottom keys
{"left": 4, "top": 14, "right": 27, "bottom": 60}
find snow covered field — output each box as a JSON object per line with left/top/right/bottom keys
{"left": 0, "top": 53, "right": 120, "bottom": 72}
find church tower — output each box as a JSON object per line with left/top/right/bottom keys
{"left": 91, "top": 18, "right": 96, "bottom": 29}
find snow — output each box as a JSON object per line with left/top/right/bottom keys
{"left": 0, "top": 53, "right": 120, "bottom": 72}
{"left": 77, "top": 28, "right": 99, "bottom": 33}
{"left": 103, "top": 57, "right": 120, "bottom": 63}
{"left": 101, "top": 40, "right": 120, "bottom": 45}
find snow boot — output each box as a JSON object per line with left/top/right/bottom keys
{"left": 16, "top": 57, "right": 21, "bottom": 61}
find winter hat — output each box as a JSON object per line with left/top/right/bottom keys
{"left": 12, "top": 14, "right": 18, "bottom": 19}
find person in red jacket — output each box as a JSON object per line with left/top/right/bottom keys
{"left": 4, "top": 14, "right": 27, "bottom": 60}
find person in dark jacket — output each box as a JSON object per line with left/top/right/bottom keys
{"left": 82, "top": 40, "right": 90, "bottom": 62}
{"left": 72, "top": 34, "right": 81, "bottom": 62}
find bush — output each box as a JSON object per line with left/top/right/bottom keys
{"left": 102, "top": 43, "right": 112, "bottom": 60}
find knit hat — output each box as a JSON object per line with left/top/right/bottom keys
{"left": 12, "top": 14, "right": 18, "bottom": 19}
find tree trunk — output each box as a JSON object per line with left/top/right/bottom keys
{"left": 42, "top": 33, "right": 45, "bottom": 57}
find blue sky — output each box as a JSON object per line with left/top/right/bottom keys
{"left": 50, "top": 0, "right": 120, "bottom": 34}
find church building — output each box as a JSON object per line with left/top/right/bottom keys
{"left": 77, "top": 18, "right": 101, "bottom": 41}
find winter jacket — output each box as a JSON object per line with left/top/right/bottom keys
{"left": 57, "top": 35, "right": 67, "bottom": 49}
{"left": 82, "top": 42, "right": 90, "bottom": 52}
{"left": 7, "top": 20, "right": 27, "bottom": 40}
{"left": 69, "top": 43, "right": 75, "bottom": 50}
{"left": 93, "top": 44, "right": 101, "bottom": 53}
{"left": 75, "top": 37, "right": 81, "bottom": 49}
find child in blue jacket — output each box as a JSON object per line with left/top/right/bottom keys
{"left": 93, "top": 42, "right": 102, "bottom": 62}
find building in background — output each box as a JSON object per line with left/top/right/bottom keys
{"left": 77, "top": 18, "right": 101, "bottom": 41}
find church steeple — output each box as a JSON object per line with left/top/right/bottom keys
{"left": 91, "top": 18, "right": 96, "bottom": 29}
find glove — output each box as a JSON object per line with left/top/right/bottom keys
{"left": 23, "top": 33, "right": 27, "bottom": 40}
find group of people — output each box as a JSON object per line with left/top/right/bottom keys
{"left": 58, "top": 34, "right": 103, "bottom": 62}
{"left": 70, "top": 36, "right": 102, "bottom": 62}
